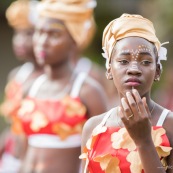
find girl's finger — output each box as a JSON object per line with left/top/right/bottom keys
{"left": 132, "top": 89, "right": 147, "bottom": 117}
{"left": 121, "top": 97, "right": 133, "bottom": 120}
{"left": 125, "top": 91, "right": 139, "bottom": 118}
{"left": 118, "top": 106, "right": 128, "bottom": 125}
{"left": 142, "top": 97, "right": 150, "bottom": 115}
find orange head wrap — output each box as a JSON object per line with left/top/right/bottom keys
{"left": 37, "top": 0, "right": 97, "bottom": 50}
{"left": 102, "top": 14, "right": 168, "bottom": 70}
{"left": 6, "top": 0, "right": 39, "bottom": 30}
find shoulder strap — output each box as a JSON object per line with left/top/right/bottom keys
{"left": 15, "top": 62, "right": 34, "bottom": 83}
{"left": 70, "top": 72, "right": 88, "bottom": 98}
{"left": 28, "top": 74, "right": 47, "bottom": 97}
{"left": 99, "top": 108, "right": 115, "bottom": 126}
{"left": 74, "top": 57, "right": 92, "bottom": 74}
{"left": 156, "top": 109, "right": 170, "bottom": 126}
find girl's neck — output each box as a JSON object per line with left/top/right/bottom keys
{"left": 27, "top": 57, "right": 42, "bottom": 71}
{"left": 145, "top": 96, "right": 156, "bottom": 114}
{"left": 33, "top": 63, "right": 43, "bottom": 72}
{"left": 44, "top": 62, "right": 73, "bottom": 80}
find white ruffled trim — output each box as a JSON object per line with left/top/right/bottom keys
{"left": 158, "top": 42, "right": 169, "bottom": 71}
{"left": 102, "top": 47, "right": 109, "bottom": 69}
{"left": 29, "top": 0, "right": 39, "bottom": 25}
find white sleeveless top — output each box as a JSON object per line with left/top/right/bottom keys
{"left": 28, "top": 72, "right": 88, "bottom": 148}
{"left": 74, "top": 57, "right": 92, "bottom": 74}
{"left": 82, "top": 108, "right": 171, "bottom": 173}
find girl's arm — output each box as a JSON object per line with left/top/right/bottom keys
{"left": 119, "top": 89, "right": 166, "bottom": 173}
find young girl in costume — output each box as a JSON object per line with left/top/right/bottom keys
{"left": 80, "top": 14, "right": 173, "bottom": 173}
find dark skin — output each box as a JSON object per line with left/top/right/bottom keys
{"left": 9, "top": 28, "right": 43, "bottom": 92}
{"left": 81, "top": 37, "right": 173, "bottom": 173}
{"left": 19, "top": 17, "right": 108, "bottom": 173}
{"left": 72, "top": 58, "right": 119, "bottom": 109}
{"left": 12, "top": 28, "right": 35, "bottom": 62}
{"left": 85, "top": 63, "right": 119, "bottom": 109}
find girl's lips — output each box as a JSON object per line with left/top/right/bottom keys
{"left": 125, "top": 82, "right": 141, "bottom": 87}
{"left": 125, "top": 78, "right": 142, "bottom": 87}
{"left": 36, "top": 51, "right": 47, "bottom": 59}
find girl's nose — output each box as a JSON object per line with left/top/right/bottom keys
{"left": 38, "top": 33, "right": 48, "bottom": 46}
{"left": 127, "top": 62, "right": 142, "bottom": 75}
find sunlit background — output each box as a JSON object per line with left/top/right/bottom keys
{"left": 1, "top": 0, "right": 173, "bottom": 131}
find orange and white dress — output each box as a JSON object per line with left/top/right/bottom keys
{"left": 0, "top": 62, "right": 34, "bottom": 173}
{"left": 0, "top": 62, "right": 34, "bottom": 119}
{"left": 80, "top": 108, "right": 172, "bottom": 173}
{"left": 13, "top": 73, "right": 88, "bottom": 148}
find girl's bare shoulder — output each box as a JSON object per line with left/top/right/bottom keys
{"left": 83, "top": 112, "right": 107, "bottom": 132}
{"left": 81, "top": 111, "right": 109, "bottom": 145}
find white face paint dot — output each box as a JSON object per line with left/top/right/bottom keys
{"left": 119, "top": 45, "right": 152, "bottom": 61}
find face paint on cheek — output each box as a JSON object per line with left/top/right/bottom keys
{"left": 114, "top": 62, "right": 122, "bottom": 69}
{"left": 150, "top": 63, "right": 156, "bottom": 71}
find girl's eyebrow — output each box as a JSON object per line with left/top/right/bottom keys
{"left": 119, "top": 51, "right": 152, "bottom": 56}
{"left": 119, "top": 52, "right": 131, "bottom": 55}
{"left": 139, "top": 51, "right": 152, "bottom": 56}
{"left": 49, "top": 23, "right": 65, "bottom": 29}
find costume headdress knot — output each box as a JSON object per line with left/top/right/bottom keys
{"left": 37, "top": 0, "right": 97, "bottom": 50}
{"left": 6, "top": 0, "right": 38, "bottom": 29}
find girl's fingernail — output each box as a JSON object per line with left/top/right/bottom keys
{"left": 126, "top": 92, "right": 131, "bottom": 95}
{"left": 121, "top": 97, "right": 125, "bottom": 102}
{"left": 132, "top": 88, "right": 137, "bottom": 93}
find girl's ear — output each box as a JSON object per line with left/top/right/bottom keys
{"left": 154, "top": 63, "right": 161, "bottom": 82}
{"left": 106, "top": 65, "right": 113, "bottom": 80}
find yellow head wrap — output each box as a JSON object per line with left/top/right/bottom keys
{"left": 102, "top": 14, "right": 164, "bottom": 69}
{"left": 37, "top": 0, "right": 97, "bottom": 50}
{"left": 6, "top": 0, "right": 38, "bottom": 30}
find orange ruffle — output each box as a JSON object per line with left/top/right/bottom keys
{"left": 0, "top": 81, "right": 23, "bottom": 119}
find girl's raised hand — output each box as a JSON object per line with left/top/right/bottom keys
{"left": 118, "top": 89, "right": 152, "bottom": 146}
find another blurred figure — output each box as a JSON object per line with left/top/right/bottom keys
{"left": 0, "top": 0, "right": 43, "bottom": 172}
{"left": 12, "top": 0, "right": 108, "bottom": 173}
{"left": 74, "top": 57, "right": 119, "bottom": 108}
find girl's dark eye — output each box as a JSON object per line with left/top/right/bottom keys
{"left": 141, "top": 60, "right": 152, "bottom": 65}
{"left": 51, "top": 32, "right": 61, "bottom": 38}
{"left": 26, "top": 30, "right": 34, "bottom": 37}
{"left": 119, "top": 60, "right": 129, "bottom": 65}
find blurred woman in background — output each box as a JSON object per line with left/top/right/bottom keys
{"left": 0, "top": 0, "right": 43, "bottom": 172}
{"left": 13, "top": 0, "right": 108, "bottom": 173}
